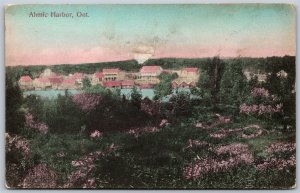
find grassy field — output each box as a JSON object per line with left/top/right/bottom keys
{"left": 8, "top": 115, "right": 294, "bottom": 189}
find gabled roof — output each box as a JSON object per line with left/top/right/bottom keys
{"left": 172, "top": 81, "right": 179, "bottom": 85}
{"left": 48, "top": 75, "right": 63, "bottom": 84}
{"left": 103, "top": 68, "right": 120, "bottom": 74}
{"left": 140, "top": 66, "right": 162, "bottom": 73}
{"left": 183, "top": 67, "right": 199, "bottom": 73}
{"left": 19, "top": 75, "right": 32, "bottom": 82}
{"left": 163, "top": 69, "right": 173, "bottom": 74}
{"left": 35, "top": 77, "right": 50, "bottom": 83}
{"left": 121, "top": 80, "right": 135, "bottom": 86}
{"left": 172, "top": 79, "right": 195, "bottom": 85}
{"left": 63, "top": 78, "right": 76, "bottom": 84}
{"left": 94, "top": 72, "right": 104, "bottom": 78}
{"left": 180, "top": 81, "right": 189, "bottom": 86}
{"left": 103, "top": 81, "right": 121, "bottom": 87}
{"left": 139, "top": 83, "right": 153, "bottom": 89}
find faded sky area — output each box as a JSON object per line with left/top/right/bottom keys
{"left": 5, "top": 4, "right": 296, "bottom": 66}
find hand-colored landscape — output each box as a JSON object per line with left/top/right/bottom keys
{"left": 5, "top": 4, "right": 296, "bottom": 189}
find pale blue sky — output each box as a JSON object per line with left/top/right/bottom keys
{"left": 5, "top": 4, "right": 296, "bottom": 65}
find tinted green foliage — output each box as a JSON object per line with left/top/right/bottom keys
{"left": 23, "top": 93, "right": 85, "bottom": 134}
{"left": 219, "top": 59, "right": 248, "bottom": 108}
{"left": 85, "top": 91, "right": 151, "bottom": 133}
{"left": 82, "top": 77, "right": 92, "bottom": 89}
{"left": 144, "top": 58, "right": 210, "bottom": 69}
{"left": 131, "top": 86, "right": 142, "bottom": 109}
{"left": 6, "top": 59, "right": 140, "bottom": 80}
{"left": 6, "top": 72, "right": 25, "bottom": 134}
{"left": 154, "top": 73, "right": 178, "bottom": 99}
{"left": 169, "top": 92, "right": 192, "bottom": 118}
{"left": 263, "top": 56, "right": 296, "bottom": 130}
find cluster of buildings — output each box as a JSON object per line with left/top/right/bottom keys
{"left": 19, "top": 69, "right": 85, "bottom": 90}
{"left": 243, "top": 69, "right": 288, "bottom": 83}
{"left": 171, "top": 67, "right": 199, "bottom": 89}
{"left": 18, "top": 66, "right": 200, "bottom": 90}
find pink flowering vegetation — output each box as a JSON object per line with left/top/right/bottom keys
{"left": 25, "top": 112, "right": 49, "bottom": 134}
{"left": 209, "top": 128, "right": 244, "bottom": 139}
{"left": 125, "top": 119, "right": 167, "bottom": 138}
{"left": 209, "top": 124, "right": 264, "bottom": 139}
{"left": 256, "top": 155, "right": 296, "bottom": 171}
{"left": 6, "top": 133, "right": 31, "bottom": 157}
{"left": 6, "top": 133, "right": 33, "bottom": 188}
{"left": 195, "top": 114, "right": 231, "bottom": 129}
{"left": 251, "top": 87, "right": 270, "bottom": 98}
{"left": 183, "top": 143, "right": 254, "bottom": 180}
{"left": 72, "top": 93, "right": 101, "bottom": 113}
{"left": 64, "top": 151, "right": 102, "bottom": 188}
{"left": 266, "top": 142, "right": 296, "bottom": 154}
{"left": 256, "top": 142, "right": 296, "bottom": 171}
{"left": 90, "top": 130, "right": 103, "bottom": 139}
{"left": 240, "top": 87, "right": 283, "bottom": 116}
{"left": 185, "top": 139, "right": 211, "bottom": 149}
{"left": 21, "top": 163, "right": 58, "bottom": 188}
{"left": 240, "top": 125, "right": 264, "bottom": 139}
{"left": 64, "top": 143, "right": 118, "bottom": 188}
{"left": 239, "top": 103, "right": 283, "bottom": 115}
{"left": 126, "top": 126, "right": 160, "bottom": 138}
{"left": 159, "top": 119, "right": 169, "bottom": 127}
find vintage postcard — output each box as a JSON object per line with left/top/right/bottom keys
{"left": 5, "top": 4, "right": 296, "bottom": 189}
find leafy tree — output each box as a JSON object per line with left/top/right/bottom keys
{"left": 200, "top": 57, "right": 225, "bottom": 103}
{"left": 209, "top": 57, "right": 225, "bottom": 100}
{"left": 6, "top": 74, "right": 25, "bottom": 134}
{"left": 82, "top": 77, "right": 91, "bottom": 89}
{"left": 131, "top": 86, "right": 142, "bottom": 109}
{"left": 169, "top": 92, "right": 192, "bottom": 118}
{"left": 193, "top": 70, "right": 212, "bottom": 105}
{"left": 154, "top": 73, "right": 178, "bottom": 99}
{"left": 193, "top": 57, "right": 224, "bottom": 106}
{"left": 51, "top": 94, "right": 85, "bottom": 133}
{"left": 219, "top": 59, "right": 248, "bottom": 107}
{"left": 84, "top": 92, "right": 149, "bottom": 132}
{"left": 263, "top": 56, "right": 296, "bottom": 130}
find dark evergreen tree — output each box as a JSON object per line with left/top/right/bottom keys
{"left": 169, "top": 92, "right": 191, "bottom": 117}
{"left": 204, "top": 57, "right": 225, "bottom": 103}
{"left": 6, "top": 74, "right": 25, "bottom": 134}
{"left": 219, "top": 59, "right": 248, "bottom": 108}
{"left": 154, "top": 73, "right": 178, "bottom": 99}
{"left": 82, "top": 77, "right": 91, "bottom": 89}
{"left": 131, "top": 86, "right": 142, "bottom": 109}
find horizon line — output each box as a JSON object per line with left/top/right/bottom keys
{"left": 6, "top": 55, "right": 295, "bottom": 68}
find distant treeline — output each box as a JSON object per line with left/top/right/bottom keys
{"left": 6, "top": 56, "right": 295, "bottom": 81}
